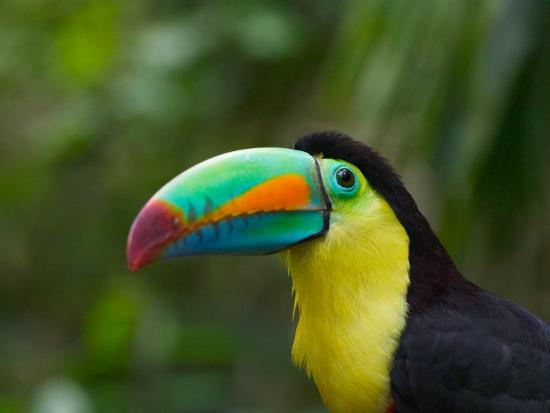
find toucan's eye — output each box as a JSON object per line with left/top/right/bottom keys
{"left": 335, "top": 167, "right": 355, "bottom": 188}
{"left": 325, "top": 161, "right": 360, "bottom": 197}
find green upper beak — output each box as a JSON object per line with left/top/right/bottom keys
{"left": 127, "top": 148, "right": 330, "bottom": 271}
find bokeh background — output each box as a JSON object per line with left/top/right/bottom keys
{"left": 1, "top": 0, "right": 549, "bottom": 412}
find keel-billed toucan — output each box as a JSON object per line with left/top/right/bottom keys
{"left": 127, "top": 132, "right": 550, "bottom": 413}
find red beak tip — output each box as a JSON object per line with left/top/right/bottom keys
{"left": 127, "top": 251, "right": 151, "bottom": 272}
{"left": 126, "top": 199, "right": 179, "bottom": 274}
{"left": 127, "top": 240, "right": 152, "bottom": 272}
{"left": 126, "top": 200, "right": 180, "bottom": 272}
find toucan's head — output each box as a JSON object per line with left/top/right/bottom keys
{"left": 127, "top": 131, "right": 421, "bottom": 272}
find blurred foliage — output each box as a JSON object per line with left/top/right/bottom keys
{"left": 0, "top": 0, "right": 549, "bottom": 412}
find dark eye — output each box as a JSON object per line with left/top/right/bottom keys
{"left": 336, "top": 168, "right": 355, "bottom": 188}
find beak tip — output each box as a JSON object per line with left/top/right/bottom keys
{"left": 127, "top": 260, "right": 142, "bottom": 273}
{"left": 126, "top": 232, "right": 147, "bottom": 272}
{"left": 126, "top": 244, "right": 142, "bottom": 272}
{"left": 126, "top": 199, "right": 182, "bottom": 273}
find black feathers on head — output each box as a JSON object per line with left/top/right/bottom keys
{"left": 295, "top": 131, "right": 414, "bottom": 223}
{"left": 294, "top": 131, "right": 468, "bottom": 312}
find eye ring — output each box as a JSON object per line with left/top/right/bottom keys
{"left": 335, "top": 167, "right": 356, "bottom": 190}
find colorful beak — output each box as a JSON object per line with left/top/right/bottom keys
{"left": 127, "top": 148, "right": 330, "bottom": 271}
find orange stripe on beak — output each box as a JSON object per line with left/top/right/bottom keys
{"left": 213, "top": 173, "right": 311, "bottom": 220}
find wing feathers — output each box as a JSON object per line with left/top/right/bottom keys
{"left": 391, "top": 291, "right": 550, "bottom": 413}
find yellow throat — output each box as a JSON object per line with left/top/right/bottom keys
{"left": 283, "top": 187, "right": 410, "bottom": 413}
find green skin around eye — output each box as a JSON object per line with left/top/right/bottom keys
{"left": 318, "top": 159, "right": 369, "bottom": 216}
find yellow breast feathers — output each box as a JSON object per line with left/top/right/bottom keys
{"left": 283, "top": 191, "right": 410, "bottom": 413}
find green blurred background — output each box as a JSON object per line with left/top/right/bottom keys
{"left": 1, "top": 0, "right": 549, "bottom": 412}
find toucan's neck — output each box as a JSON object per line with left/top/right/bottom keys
{"left": 283, "top": 195, "right": 410, "bottom": 413}
{"left": 392, "top": 200, "right": 465, "bottom": 314}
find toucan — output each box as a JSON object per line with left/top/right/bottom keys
{"left": 127, "top": 132, "right": 550, "bottom": 413}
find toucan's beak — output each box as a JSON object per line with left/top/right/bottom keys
{"left": 127, "top": 148, "right": 330, "bottom": 271}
